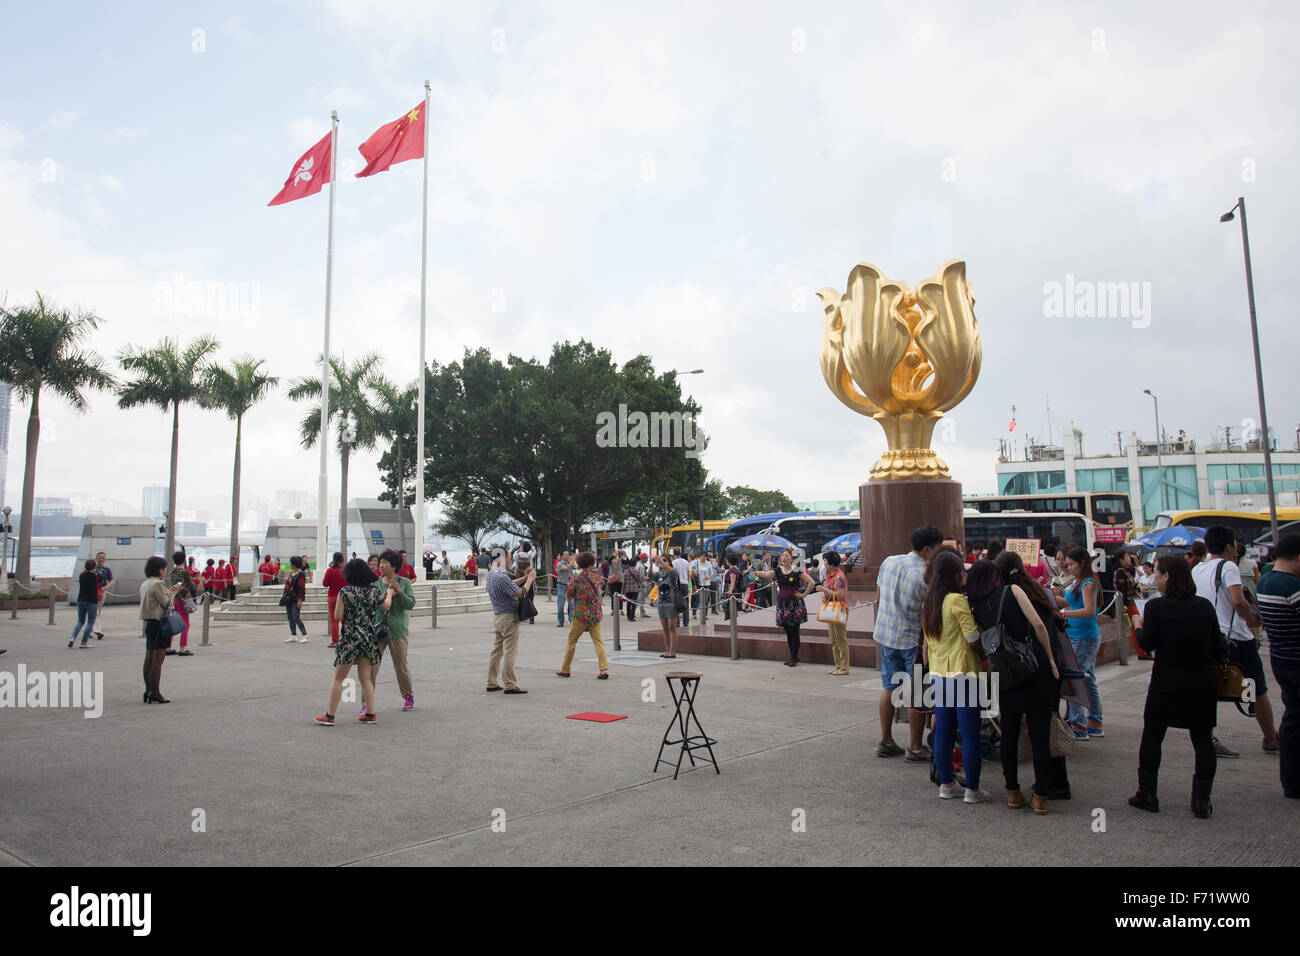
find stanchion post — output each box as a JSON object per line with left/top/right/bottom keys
{"left": 613, "top": 595, "right": 622, "bottom": 651}
{"left": 201, "top": 592, "right": 212, "bottom": 646}
{"left": 729, "top": 594, "right": 739, "bottom": 660}
{"left": 48, "top": 585, "right": 57, "bottom": 625}
{"left": 1115, "top": 591, "right": 1128, "bottom": 666}
{"left": 431, "top": 584, "right": 438, "bottom": 630}
{"left": 10, "top": 586, "right": 16, "bottom": 619}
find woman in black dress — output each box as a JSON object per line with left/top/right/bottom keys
{"left": 1128, "top": 554, "right": 1220, "bottom": 818}
{"left": 968, "top": 555, "right": 1063, "bottom": 814}
{"left": 756, "top": 550, "right": 815, "bottom": 666}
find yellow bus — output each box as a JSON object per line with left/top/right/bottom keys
{"left": 651, "top": 521, "right": 733, "bottom": 556}
{"left": 1150, "top": 508, "right": 1300, "bottom": 543}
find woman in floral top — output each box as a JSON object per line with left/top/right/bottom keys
{"left": 166, "top": 550, "right": 200, "bottom": 656}
{"left": 555, "top": 551, "right": 610, "bottom": 679}
{"left": 316, "top": 558, "right": 390, "bottom": 725}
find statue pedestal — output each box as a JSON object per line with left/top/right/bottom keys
{"left": 848, "top": 479, "right": 965, "bottom": 589}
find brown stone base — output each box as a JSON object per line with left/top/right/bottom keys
{"left": 857, "top": 478, "right": 965, "bottom": 588}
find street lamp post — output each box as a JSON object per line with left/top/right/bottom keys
{"left": 1221, "top": 197, "right": 1279, "bottom": 543}
{"left": 1, "top": 505, "right": 10, "bottom": 595}
{"left": 1143, "top": 390, "right": 1166, "bottom": 512}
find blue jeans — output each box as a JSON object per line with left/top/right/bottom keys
{"left": 556, "top": 583, "right": 574, "bottom": 624}
{"left": 1067, "top": 637, "right": 1102, "bottom": 728}
{"left": 1271, "top": 656, "right": 1300, "bottom": 797}
{"left": 285, "top": 602, "right": 306, "bottom": 636}
{"left": 932, "top": 676, "right": 983, "bottom": 788}
{"left": 71, "top": 600, "right": 99, "bottom": 645}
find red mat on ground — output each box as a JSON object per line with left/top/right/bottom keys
{"left": 566, "top": 712, "right": 628, "bottom": 723}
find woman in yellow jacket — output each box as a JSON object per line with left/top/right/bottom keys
{"left": 923, "top": 550, "right": 989, "bottom": 804}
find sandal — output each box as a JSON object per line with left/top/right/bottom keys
{"left": 555, "top": 671, "right": 571, "bottom": 678}
{"left": 597, "top": 672, "right": 609, "bottom": 679}
{"left": 661, "top": 653, "right": 676, "bottom": 658}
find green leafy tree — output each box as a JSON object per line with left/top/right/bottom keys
{"left": 724, "top": 485, "right": 798, "bottom": 519}
{"left": 287, "top": 353, "right": 382, "bottom": 555}
{"left": 403, "top": 341, "right": 706, "bottom": 559}
{"left": 372, "top": 377, "right": 419, "bottom": 553}
{"left": 117, "top": 335, "right": 221, "bottom": 560}
{"left": 205, "top": 357, "right": 279, "bottom": 571}
{"left": 0, "top": 293, "right": 115, "bottom": 586}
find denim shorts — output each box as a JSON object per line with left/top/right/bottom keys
{"left": 1228, "top": 638, "right": 1268, "bottom": 698}
{"left": 880, "top": 644, "right": 918, "bottom": 691}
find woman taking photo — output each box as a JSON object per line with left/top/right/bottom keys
{"left": 1056, "top": 546, "right": 1102, "bottom": 740}
{"left": 282, "top": 555, "right": 309, "bottom": 643}
{"left": 923, "top": 551, "right": 988, "bottom": 803}
{"left": 972, "top": 554, "right": 1062, "bottom": 813}
{"left": 814, "top": 551, "right": 850, "bottom": 675}
{"left": 653, "top": 554, "right": 681, "bottom": 658}
{"left": 316, "top": 558, "right": 387, "bottom": 725}
{"left": 757, "top": 550, "right": 815, "bottom": 667}
{"left": 1127, "top": 555, "right": 1220, "bottom": 817}
{"left": 140, "top": 556, "right": 182, "bottom": 703}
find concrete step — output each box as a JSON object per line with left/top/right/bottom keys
{"left": 210, "top": 600, "right": 494, "bottom": 622}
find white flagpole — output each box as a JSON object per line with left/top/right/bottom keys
{"left": 316, "top": 110, "right": 338, "bottom": 576}
{"left": 414, "top": 81, "right": 430, "bottom": 571}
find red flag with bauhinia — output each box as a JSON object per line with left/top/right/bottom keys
{"left": 268, "top": 132, "right": 332, "bottom": 206}
{"left": 355, "top": 102, "right": 425, "bottom": 177}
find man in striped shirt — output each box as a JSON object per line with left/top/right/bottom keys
{"left": 873, "top": 526, "right": 943, "bottom": 759}
{"left": 1258, "top": 533, "right": 1300, "bottom": 798}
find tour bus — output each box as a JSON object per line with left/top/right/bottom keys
{"left": 708, "top": 511, "right": 811, "bottom": 557}
{"left": 762, "top": 513, "right": 858, "bottom": 557}
{"left": 963, "top": 491, "right": 1132, "bottom": 551}
{"left": 1150, "top": 508, "right": 1300, "bottom": 544}
{"left": 651, "top": 520, "right": 733, "bottom": 556}
{"left": 963, "top": 510, "right": 1100, "bottom": 565}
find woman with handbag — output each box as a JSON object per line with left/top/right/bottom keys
{"left": 971, "top": 555, "right": 1062, "bottom": 814}
{"left": 923, "top": 550, "right": 989, "bottom": 803}
{"left": 140, "top": 556, "right": 183, "bottom": 703}
{"left": 316, "top": 558, "right": 387, "bottom": 724}
{"left": 166, "top": 551, "right": 199, "bottom": 657}
{"left": 281, "top": 556, "right": 309, "bottom": 643}
{"left": 1127, "top": 555, "right": 1220, "bottom": 818}
{"left": 653, "top": 555, "right": 681, "bottom": 658}
{"left": 756, "top": 550, "right": 815, "bottom": 667}
{"left": 814, "top": 551, "right": 851, "bottom": 675}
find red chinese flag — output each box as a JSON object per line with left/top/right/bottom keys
{"left": 355, "top": 102, "right": 425, "bottom": 177}
{"left": 268, "top": 132, "right": 332, "bottom": 206}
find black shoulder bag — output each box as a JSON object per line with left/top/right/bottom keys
{"left": 979, "top": 588, "right": 1039, "bottom": 690}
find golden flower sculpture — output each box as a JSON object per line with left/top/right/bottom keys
{"left": 817, "top": 259, "right": 981, "bottom": 480}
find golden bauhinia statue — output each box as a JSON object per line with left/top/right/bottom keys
{"left": 818, "top": 259, "right": 981, "bottom": 481}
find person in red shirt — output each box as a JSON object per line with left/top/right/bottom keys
{"left": 321, "top": 551, "right": 346, "bottom": 647}
{"left": 398, "top": 550, "right": 418, "bottom": 582}
{"left": 259, "top": 556, "right": 278, "bottom": 586}
{"left": 221, "top": 556, "right": 236, "bottom": 600}
{"left": 466, "top": 552, "right": 477, "bottom": 586}
{"left": 201, "top": 559, "right": 217, "bottom": 597}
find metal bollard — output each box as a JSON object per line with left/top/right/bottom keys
{"left": 1115, "top": 592, "right": 1128, "bottom": 666}
{"left": 729, "top": 594, "right": 739, "bottom": 660}
{"left": 48, "top": 586, "right": 57, "bottom": 625}
{"left": 431, "top": 584, "right": 438, "bottom": 630}
{"left": 613, "top": 596, "right": 622, "bottom": 651}
{"left": 201, "top": 592, "right": 212, "bottom": 646}
{"left": 10, "top": 587, "right": 16, "bottom": 619}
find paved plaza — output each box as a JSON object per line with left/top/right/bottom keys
{"left": 1, "top": 600, "right": 1295, "bottom": 867}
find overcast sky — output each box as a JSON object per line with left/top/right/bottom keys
{"left": 2, "top": 1, "right": 1296, "bottom": 521}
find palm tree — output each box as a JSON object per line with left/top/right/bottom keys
{"left": 435, "top": 491, "right": 506, "bottom": 556}
{"left": 287, "top": 353, "right": 382, "bottom": 555}
{"left": 117, "top": 336, "right": 221, "bottom": 559}
{"left": 0, "top": 293, "right": 115, "bottom": 586}
{"left": 205, "top": 357, "right": 279, "bottom": 574}
{"left": 372, "top": 376, "right": 419, "bottom": 553}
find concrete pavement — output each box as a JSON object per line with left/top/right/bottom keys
{"left": 0, "top": 599, "right": 1295, "bottom": 866}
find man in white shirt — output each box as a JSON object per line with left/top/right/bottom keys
{"left": 1192, "top": 525, "right": 1278, "bottom": 754}
{"left": 672, "top": 552, "right": 691, "bottom": 627}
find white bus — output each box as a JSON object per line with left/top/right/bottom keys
{"left": 762, "top": 513, "right": 859, "bottom": 556}
{"left": 963, "top": 510, "right": 1100, "bottom": 564}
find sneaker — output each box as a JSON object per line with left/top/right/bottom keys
{"left": 314, "top": 713, "right": 335, "bottom": 726}
{"left": 1263, "top": 737, "right": 1280, "bottom": 753}
{"left": 905, "top": 746, "right": 932, "bottom": 763}
{"left": 285, "top": 636, "right": 297, "bottom": 643}
{"left": 1087, "top": 719, "right": 1104, "bottom": 738}
{"left": 964, "top": 788, "right": 991, "bottom": 804}
{"left": 402, "top": 695, "right": 414, "bottom": 711}
{"left": 1069, "top": 724, "right": 1089, "bottom": 741}
{"left": 1212, "top": 737, "right": 1240, "bottom": 758}
{"left": 938, "top": 781, "right": 962, "bottom": 799}
{"left": 297, "top": 637, "right": 309, "bottom": 644}
{"left": 876, "top": 740, "right": 905, "bottom": 758}
{"left": 357, "top": 713, "right": 376, "bottom": 723}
